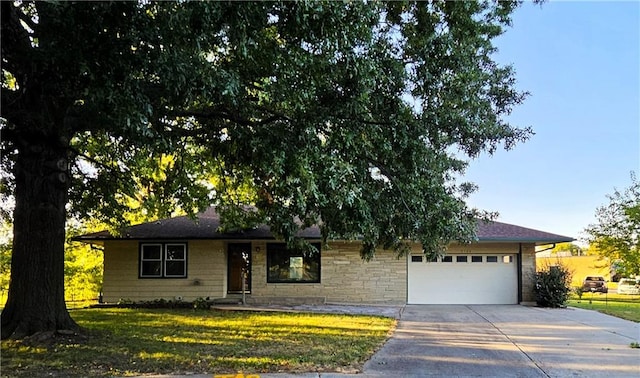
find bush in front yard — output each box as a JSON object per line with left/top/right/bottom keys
{"left": 572, "top": 286, "right": 584, "bottom": 300}
{"left": 534, "top": 262, "right": 572, "bottom": 308}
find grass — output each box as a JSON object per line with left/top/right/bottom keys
{"left": 1, "top": 308, "right": 396, "bottom": 377}
{"left": 567, "top": 292, "right": 640, "bottom": 322}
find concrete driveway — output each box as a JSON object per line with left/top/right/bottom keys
{"left": 362, "top": 305, "right": 640, "bottom": 377}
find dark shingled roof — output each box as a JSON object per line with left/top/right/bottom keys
{"left": 74, "top": 207, "right": 319, "bottom": 241}
{"left": 74, "top": 207, "right": 573, "bottom": 245}
{"left": 475, "top": 220, "right": 574, "bottom": 244}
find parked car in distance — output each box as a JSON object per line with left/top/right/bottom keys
{"left": 617, "top": 278, "right": 640, "bottom": 295}
{"left": 582, "top": 276, "right": 608, "bottom": 293}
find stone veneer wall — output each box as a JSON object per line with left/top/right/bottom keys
{"left": 520, "top": 243, "right": 537, "bottom": 304}
{"left": 249, "top": 240, "right": 407, "bottom": 304}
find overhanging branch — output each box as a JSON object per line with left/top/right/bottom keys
{"left": 1, "top": 2, "right": 34, "bottom": 79}
{"left": 167, "top": 107, "right": 290, "bottom": 128}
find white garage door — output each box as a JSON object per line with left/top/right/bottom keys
{"left": 408, "top": 254, "right": 518, "bottom": 304}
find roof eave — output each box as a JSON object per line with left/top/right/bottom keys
{"left": 477, "top": 237, "right": 575, "bottom": 245}
{"left": 72, "top": 235, "right": 323, "bottom": 242}
{"left": 75, "top": 235, "right": 575, "bottom": 246}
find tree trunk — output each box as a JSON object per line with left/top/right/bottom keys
{"left": 1, "top": 136, "right": 78, "bottom": 339}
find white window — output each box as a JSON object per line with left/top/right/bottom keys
{"left": 140, "top": 243, "right": 187, "bottom": 278}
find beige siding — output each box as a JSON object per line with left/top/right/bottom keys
{"left": 102, "top": 240, "right": 226, "bottom": 303}
{"left": 447, "top": 242, "right": 519, "bottom": 254}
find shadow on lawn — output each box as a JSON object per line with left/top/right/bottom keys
{"left": 2, "top": 308, "right": 394, "bottom": 377}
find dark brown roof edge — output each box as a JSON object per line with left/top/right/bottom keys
{"left": 73, "top": 209, "right": 574, "bottom": 245}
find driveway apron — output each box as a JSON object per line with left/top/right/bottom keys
{"left": 363, "top": 305, "right": 640, "bottom": 378}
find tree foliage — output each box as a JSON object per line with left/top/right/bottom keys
{"left": 0, "top": 222, "right": 12, "bottom": 302}
{"left": 1, "top": 1, "right": 531, "bottom": 338}
{"left": 64, "top": 224, "right": 104, "bottom": 303}
{"left": 585, "top": 174, "right": 640, "bottom": 278}
{"left": 0, "top": 222, "right": 104, "bottom": 304}
{"left": 548, "top": 242, "right": 583, "bottom": 256}
{"left": 1, "top": 0, "right": 532, "bottom": 257}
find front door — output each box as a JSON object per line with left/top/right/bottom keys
{"left": 227, "top": 243, "right": 251, "bottom": 293}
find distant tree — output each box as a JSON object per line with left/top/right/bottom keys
{"left": 585, "top": 174, "right": 640, "bottom": 278}
{"left": 0, "top": 221, "right": 104, "bottom": 306}
{"left": 580, "top": 244, "right": 599, "bottom": 256}
{"left": 64, "top": 224, "right": 104, "bottom": 303}
{"left": 0, "top": 224, "right": 11, "bottom": 303}
{"left": 1, "top": 1, "right": 531, "bottom": 339}
{"left": 550, "top": 242, "right": 583, "bottom": 256}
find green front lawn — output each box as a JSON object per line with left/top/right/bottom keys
{"left": 1, "top": 308, "right": 396, "bottom": 377}
{"left": 568, "top": 293, "right": 640, "bottom": 322}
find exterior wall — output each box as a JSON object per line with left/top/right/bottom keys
{"left": 446, "top": 242, "right": 519, "bottom": 254}
{"left": 102, "top": 240, "right": 226, "bottom": 303}
{"left": 520, "top": 244, "right": 537, "bottom": 303}
{"left": 249, "top": 241, "right": 407, "bottom": 305}
{"left": 102, "top": 239, "right": 406, "bottom": 304}
{"left": 101, "top": 239, "right": 536, "bottom": 305}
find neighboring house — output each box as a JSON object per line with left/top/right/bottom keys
{"left": 75, "top": 208, "right": 573, "bottom": 305}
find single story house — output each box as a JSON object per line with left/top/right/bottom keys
{"left": 75, "top": 208, "right": 573, "bottom": 305}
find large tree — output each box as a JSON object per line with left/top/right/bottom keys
{"left": 585, "top": 174, "right": 640, "bottom": 278}
{"left": 1, "top": 1, "right": 531, "bottom": 339}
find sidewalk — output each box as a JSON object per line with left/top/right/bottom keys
{"left": 211, "top": 303, "right": 404, "bottom": 319}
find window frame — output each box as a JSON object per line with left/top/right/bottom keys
{"left": 266, "top": 242, "right": 321, "bottom": 284}
{"left": 139, "top": 242, "right": 188, "bottom": 279}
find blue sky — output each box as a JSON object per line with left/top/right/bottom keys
{"left": 463, "top": 1, "right": 639, "bottom": 244}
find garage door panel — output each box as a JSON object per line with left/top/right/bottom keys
{"left": 408, "top": 254, "right": 517, "bottom": 304}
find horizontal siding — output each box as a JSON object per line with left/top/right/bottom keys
{"left": 102, "top": 240, "right": 225, "bottom": 303}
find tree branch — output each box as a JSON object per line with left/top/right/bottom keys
{"left": 167, "top": 107, "right": 290, "bottom": 128}
{"left": 1, "top": 2, "right": 34, "bottom": 80}
{"left": 0, "top": 89, "right": 23, "bottom": 124}
{"left": 68, "top": 145, "right": 132, "bottom": 180}
{"left": 16, "top": 10, "right": 38, "bottom": 34}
